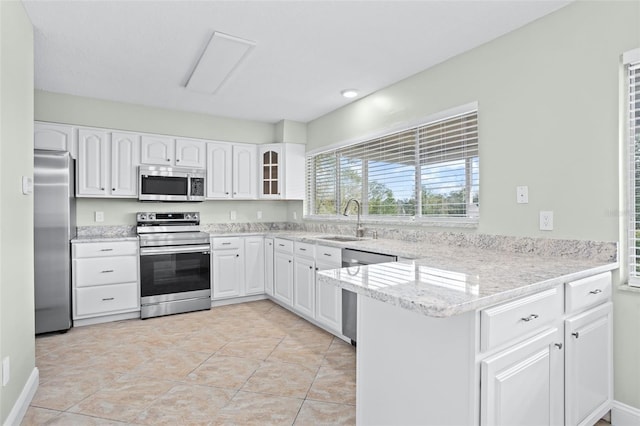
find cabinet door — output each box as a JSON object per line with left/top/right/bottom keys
{"left": 259, "top": 145, "right": 282, "bottom": 199}
{"left": 232, "top": 144, "right": 257, "bottom": 199}
{"left": 34, "top": 122, "right": 75, "bottom": 156}
{"left": 274, "top": 251, "right": 294, "bottom": 306}
{"left": 175, "top": 138, "right": 206, "bottom": 168}
{"left": 481, "top": 327, "right": 564, "bottom": 426}
{"left": 140, "top": 135, "right": 174, "bottom": 165}
{"left": 315, "top": 260, "right": 342, "bottom": 333}
{"left": 245, "top": 236, "right": 265, "bottom": 295}
{"left": 212, "top": 248, "right": 244, "bottom": 299}
{"left": 206, "top": 142, "right": 232, "bottom": 199}
{"left": 111, "top": 132, "right": 139, "bottom": 197}
{"left": 294, "top": 257, "right": 315, "bottom": 318}
{"left": 565, "top": 302, "right": 612, "bottom": 426}
{"left": 77, "top": 129, "right": 109, "bottom": 196}
{"left": 264, "top": 238, "right": 274, "bottom": 296}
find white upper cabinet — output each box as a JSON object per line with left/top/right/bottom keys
{"left": 206, "top": 142, "right": 232, "bottom": 199}
{"left": 110, "top": 132, "right": 139, "bottom": 197}
{"left": 77, "top": 128, "right": 139, "bottom": 198}
{"left": 34, "top": 122, "right": 76, "bottom": 157}
{"left": 141, "top": 135, "right": 206, "bottom": 169}
{"left": 175, "top": 138, "right": 206, "bottom": 168}
{"left": 77, "top": 129, "right": 109, "bottom": 196}
{"left": 258, "top": 143, "right": 305, "bottom": 200}
{"left": 140, "top": 135, "right": 175, "bottom": 166}
{"left": 232, "top": 143, "right": 257, "bottom": 199}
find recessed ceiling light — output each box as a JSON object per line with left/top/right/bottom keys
{"left": 341, "top": 89, "right": 358, "bottom": 99}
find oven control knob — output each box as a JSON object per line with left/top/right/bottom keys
{"left": 139, "top": 213, "right": 147, "bottom": 221}
{"left": 185, "top": 213, "right": 192, "bottom": 220}
{"left": 149, "top": 213, "right": 155, "bottom": 220}
{"left": 193, "top": 213, "right": 198, "bottom": 220}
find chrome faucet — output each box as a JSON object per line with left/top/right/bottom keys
{"left": 343, "top": 199, "right": 365, "bottom": 238}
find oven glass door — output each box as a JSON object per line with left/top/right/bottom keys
{"left": 140, "top": 248, "right": 210, "bottom": 297}
{"left": 141, "top": 175, "right": 188, "bottom": 196}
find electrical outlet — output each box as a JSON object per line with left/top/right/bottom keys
{"left": 230, "top": 211, "right": 237, "bottom": 221}
{"left": 2, "top": 357, "right": 9, "bottom": 386}
{"left": 516, "top": 186, "right": 528, "bottom": 204}
{"left": 95, "top": 211, "right": 104, "bottom": 223}
{"left": 540, "top": 211, "right": 553, "bottom": 231}
{"left": 293, "top": 211, "right": 298, "bottom": 220}
{"left": 257, "top": 211, "right": 262, "bottom": 219}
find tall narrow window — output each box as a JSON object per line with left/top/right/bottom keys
{"left": 305, "top": 107, "right": 479, "bottom": 221}
{"left": 627, "top": 55, "right": 640, "bottom": 286}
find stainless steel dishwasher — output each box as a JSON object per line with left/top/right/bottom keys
{"left": 341, "top": 248, "right": 397, "bottom": 345}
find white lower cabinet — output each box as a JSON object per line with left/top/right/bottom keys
{"left": 564, "top": 272, "right": 613, "bottom": 426}
{"left": 211, "top": 236, "right": 264, "bottom": 300}
{"left": 264, "top": 238, "right": 274, "bottom": 296}
{"left": 314, "top": 245, "right": 342, "bottom": 333}
{"left": 72, "top": 240, "right": 139, "bottom": 321}
{"left": 481, "top": 326, "right": 564, "bottom": 426}
{"left": 244, "top": 236, "right": 265, "bottom": 295}
{"left": 293, "top": 256, "right": 315, "bottom": 318}
{"left": 274, "top": 239, "right": 294, "bottom": 306}
{"left": 212, "top": 241, "right": 244, "bottom": 299}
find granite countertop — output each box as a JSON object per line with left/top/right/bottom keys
{"left": 316, "top": 243, "right": 617, "bottom": 318}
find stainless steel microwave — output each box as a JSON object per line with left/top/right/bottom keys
{"left": 138, "top": 165, "right": 205, "bottom": 202}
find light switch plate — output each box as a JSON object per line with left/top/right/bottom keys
{"left": 257, "top": 211, "right": 262, "bottom": 219}
{"left": 95, "top": 211, "right": 104, "bottom": 223}
{"left": 230, "top": 211, "right": 237, "bottom": 221}
{"left": 2, "top": 357, "right": 9, "bottom": 386}
{"left": 22, "top": 176, "right": 33, "bottom": 195}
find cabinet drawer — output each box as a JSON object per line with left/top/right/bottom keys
{"left": 74, "top": 256, "right": 138, "bottom": 287}
{"left": 73, "top": 241, "right": 138, "bottom": 258}
{"left": 275, "top": 238, "right": 294, "bottom": 254}
{"left": 212, "top": 237, "right": 242, "bottom": 250}
{"left": 566, "top": 272, "right": 611, "bottom": 314}
{"left": 75, "top": 282, "right": 139, "bottom": 317}
{"left": 480, "top": 287, "right": 563, "bottom": 352}
{"left": 294, "top": 241, "right": 315, "bottom": 259}
{"left": 316, "top": 245, "right": 342, "bottom": 268}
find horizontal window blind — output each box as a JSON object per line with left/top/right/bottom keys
{"left": 305, "top": 109, "right": 479, "bottom": 220}
{"left": 628, "top": 61, "right": 640, "bottom": 283}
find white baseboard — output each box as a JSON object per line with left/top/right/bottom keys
{"left": 3, "top": 367, "right": 39, "bottom": 426}
{"left": 612, "top": 400, "right": 640, "bottom": 425}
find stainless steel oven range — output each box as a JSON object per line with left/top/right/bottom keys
{"left": 137, "top": 212, "right": 211, "bottom": 319}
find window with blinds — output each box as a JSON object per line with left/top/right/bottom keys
{"left": 628, "top": 59, "right": 640, "bottom": 286}
{"left": 305, "top": 109, "right": 479, "bottom": 220}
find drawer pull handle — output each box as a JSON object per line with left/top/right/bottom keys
{"left": 521, "top": 314, "right": 539, "bottom": 322}
{"left": 101, "top": 270, "right": 114, "bottom": 273}
{"left": 323, "top": 253, "right": 332, "bottom": 257}
{"left": 589, "top": 289, "right": 602, "bottom": 295}
{"left": 554, "top": 343, "right": 563, "bottom": 350}
{"left": 300, "top": 248, "right": 306, "bottom": 251}
{"left": 572, "top": 332, "right": 580, "bottom": 339}
{"left": 222, "top": 242, "right": 231, "bottom": 245}
{"left": 102, "top": 297, "right": 115, "bottom": 301}
{"left": 279, "top": 244, "right": 285, "bottom": 247}
{"left": 100, "top": 248, "right": 113, "bottom": 252}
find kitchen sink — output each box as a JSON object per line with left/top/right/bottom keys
{"left": 317, "top": 235, "right": 362, "bottom": 242}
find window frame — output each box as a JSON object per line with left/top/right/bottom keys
{"left": 305, "top": 103, "right": 480, "bottom": 226}
{"left": 625, "top": 48, "right": 640, "bottom": 287}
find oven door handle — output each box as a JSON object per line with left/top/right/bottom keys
{"left": 140, "top": 245, "right": 211, "bottom": 256}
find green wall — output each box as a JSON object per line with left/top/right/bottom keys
{"left": 0, "top": 1, "right": 35, "bottom": 422}
{"left": 307, "top": 0, "right": 640, "bottom": 411}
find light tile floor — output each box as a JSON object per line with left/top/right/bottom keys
{"left": 22, "top": 300, "right": 356, "bottom": 425}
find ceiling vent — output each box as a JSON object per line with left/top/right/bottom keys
{"left": 185, "top": 31, "right": 256, "bottom": 94}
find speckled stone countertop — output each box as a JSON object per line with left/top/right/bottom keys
{"left": 316, "top": 245, "right": 617, "bottom": 318}
{"left": 71, "top": 236, "right": 138, "bottom": 243}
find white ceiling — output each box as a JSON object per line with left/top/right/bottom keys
{"left": 22, "top": 0, "right": 572, "bottom": 124}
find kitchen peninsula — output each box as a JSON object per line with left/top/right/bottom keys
{"left": 317, "top": 237, "right": 617, "bottom": 426}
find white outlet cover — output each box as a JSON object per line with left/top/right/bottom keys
{"left": 22, "top": 176, "right": 33, "bottom": 195}
{"left": 94, "top": 211, "right": 104, "bottom": 222}
{"left": 2, "top": 357, "right": 9, "bottom": 386}
{"left": 257, "top": 211, "right": 262, "bottom": 219}
{"left": 539, "top": 211, "right": 553, "bottom": 231}
{"left": 230, "top": 211, "right": 237, "bottom": 220}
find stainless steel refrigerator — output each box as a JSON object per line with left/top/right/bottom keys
{"left": 34, "top": 150, "right": 76, "bottom": 334}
